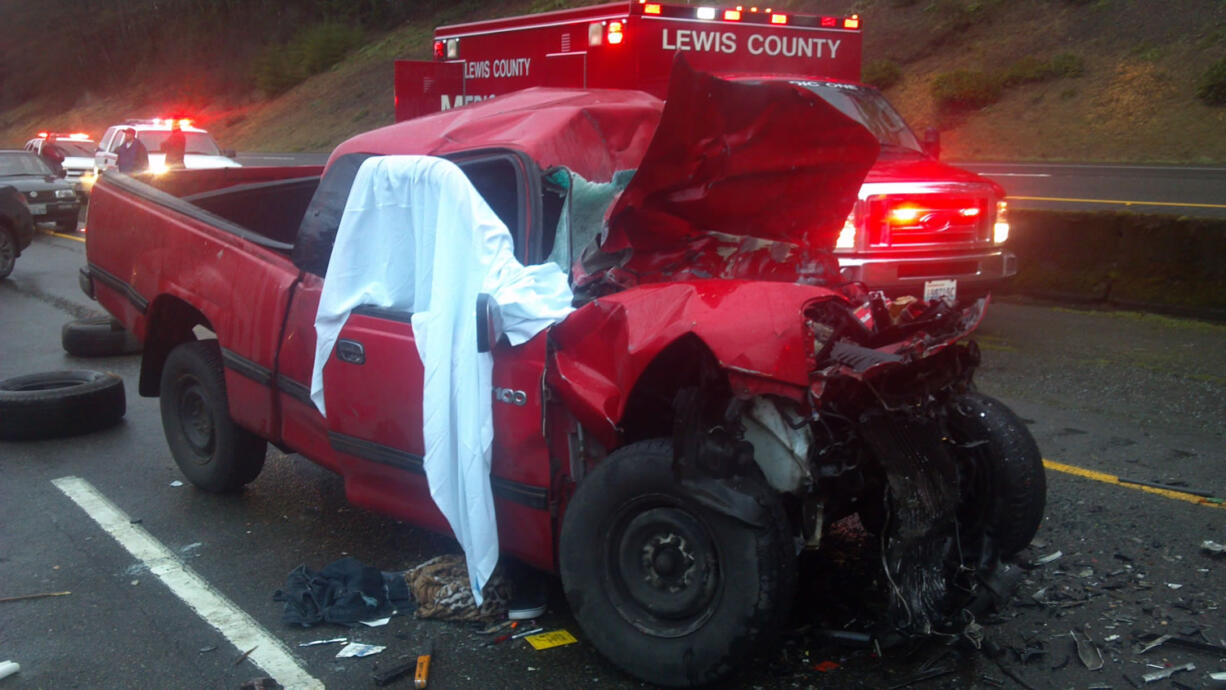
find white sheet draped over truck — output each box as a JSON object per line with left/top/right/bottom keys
{"left": 310, "top": 155, "right": 574, "bottom": 602}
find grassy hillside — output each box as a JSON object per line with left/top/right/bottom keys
{"left": 3, "top": 0, "right": 1225, "bottom": 162}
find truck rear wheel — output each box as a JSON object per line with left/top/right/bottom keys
{"left": 559, "top": 439, "right": 794, "bottom": 687}
{"left": 948, "top": 392, "right": 1046, "bottom": 557}
{"left": 159, "top": 340, "right": 266, "bottom": 492}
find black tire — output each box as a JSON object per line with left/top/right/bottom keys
{"left": 0, "top": 228, "right": 15, "bottom": 280}
{"left": 0, "top": 370, "right": 125, "bottom": 441}
{"left": 948, "top": 392, "right": 1046, "bottom": 557}
{"left": 159, "top": 340, "right": 266, "bottom": 492}
{"left": 62, "top": 317, "right": 142, "bottom": 357}
{"left": 560, "top": 439, "right": 795, "bottom": 687}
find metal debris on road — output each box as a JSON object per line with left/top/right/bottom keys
{"left": 169, "top": 480, "right": 183, "bottom": 487}
{"left": 1070, "top": 631, "right": 1103, "bottom": 671}
{"left": 1134, "top": 635, "right": 1172, "bottom": 655}
{"left": 298, "top": 637, "right": 347, "bottom": 647}
{"left": 1202, "top": 540, "right": 1225, "bottom": 556}
{"left": 0, "top": 661, "right": 19, "bottom": 680}
{"left": 234, "top": 646, "right": 258, "bottom": 665}
{"left": 511, "top": 626, "right": 544, "bottom": 640}
{"left": 1032, "top": 551, "right": 1063, "bottom": 566}
{"left": 360, "top": 617, "right": 391, "bottom": 627}
{"left": 1141, "top": 662, "right": 1195, "bottom": 683}
{"left": 336, "top": 642, "right": 385, "bottom": 658}
{"left": 198, "top": 645, "right": 217, "bottom": 653}
{"left": 0, "top": 590, "right": 71, "bottom": 604}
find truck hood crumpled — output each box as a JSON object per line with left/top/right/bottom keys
{"left": 575, "top": 57, "right": 879, "bottom": 295}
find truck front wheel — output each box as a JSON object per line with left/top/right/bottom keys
{"left": 559, "top": 439, "right": 794, "bottom": 688}
{"left": 159, "top": 340, "right": 266, "bottom": 492}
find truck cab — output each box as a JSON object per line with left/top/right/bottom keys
{"left": 394, "top": 1, "right": 1016, "bottom": 300}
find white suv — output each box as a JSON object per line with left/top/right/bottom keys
{"left": 24, "top": 133, "right": 97, "bottom": 194}
{"left": 95, "top": 119, "right": 241, "bottom": 174}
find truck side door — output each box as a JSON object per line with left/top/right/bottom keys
{"left": 289, "top": 151, "right": 558, "bottom": 570}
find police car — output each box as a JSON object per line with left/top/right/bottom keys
{"left": 95, "top": 119, "right": 241, "bottom": 174}
{"left": 24, "top": 132, "right": 97, "bottom": 194}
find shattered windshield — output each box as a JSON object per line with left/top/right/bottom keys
{"left": 790, "top": 81, "right": 923, "bottom": 153}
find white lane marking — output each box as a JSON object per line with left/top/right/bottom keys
{"left": 52, "top": 476, "right": 324, "bottom": 690}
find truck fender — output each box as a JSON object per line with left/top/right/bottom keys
{"left": 138, "top": 294, "right": 213, "bottom": 396}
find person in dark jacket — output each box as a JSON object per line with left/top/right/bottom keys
{"left": 40, "top": 135, "right": 65, "bottom": 177}
{"left": 162, "top": 121, "right": 186, "bottom": 169}
{"left": 115, "top": 128, "right": 149, "bottom": 173}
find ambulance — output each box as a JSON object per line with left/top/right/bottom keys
{"left": 394, "top": 1, "right": 1016, "bottom": 300}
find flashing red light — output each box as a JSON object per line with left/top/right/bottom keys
{"left": 644, "top": 3, "right": 661, "bottom": 14}
{"left": 433, "top": 40, "right": 445, "bottom": 58}
{"left": 844, "top": 15, "right": 860, "bottom": 29}
{"left": 821, "top": 16, "right": 837, "bottom": 27}
{"left": 770, "top": 13, "right": 787, "bottom": 24}
{"left": 178, "top": 118, "right": 193, "bottom": 128}
{"left": 37, "top": 131, "right": 48, "bottom": 138}
{"left": 607, "top": 21, "right": 624, "bottom": 44}
{"left": 724, "top": 9, "right": 741, "bottom": 20}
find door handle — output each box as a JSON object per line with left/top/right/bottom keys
{"left": 336, "top": 339, "right": 366, "bottom": 365}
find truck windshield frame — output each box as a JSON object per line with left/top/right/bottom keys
{"left": 790, "top": 80, "right": 923, "bottom": 153}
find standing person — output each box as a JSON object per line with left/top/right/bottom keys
{"left": 40, "top": 135, "right": 65, "bottom": 176}
{"left": 115, "top": 128, "right": 149, "bottom": 173}
{"left": 162, "top": 120, "right": 186, "bottom": 170}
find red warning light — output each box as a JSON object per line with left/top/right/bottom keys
{"left": 433, "top": 40, "right": 445, "bottom": 58}
{"left": 820, "top": 16, "right": 837, "bottom": 27}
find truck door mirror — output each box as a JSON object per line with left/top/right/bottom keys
{"left": 476, "top": 293, "right": 504, "bottom": 353}
{"left": 923, "top": 128, "right": 941, "bottom": 159}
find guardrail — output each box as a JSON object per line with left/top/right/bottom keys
{"left": 1005, "top": 210, "right": 1226, "bottom": 320}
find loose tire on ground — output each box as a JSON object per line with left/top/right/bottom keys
{"left": 62, "top": 317, "right": 142, "bottom": 358}
{"left": 0, "top": 370, "right": 125, "bottom": 441}
{"left": 159, "top": 340, "right": 266, "bottom": 492}
{"left": 560, "top": 439, "right": 795, "bottom": 688}
{"left": 0, "top": 228, "right": 16, "bottom": 279}
{"left": 948, "top": 392, "right": 1046, "bottom": 557}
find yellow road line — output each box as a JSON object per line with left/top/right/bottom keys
{"left": 1011, "top": 195, "right": 1226, "bottom": 210}
{"left": 1043, "top": 459, "right": 1225, "bottom": 509}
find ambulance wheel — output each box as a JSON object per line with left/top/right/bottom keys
{"left": 560, "top": 439, "right": 794, "bottom": 687}
{"left": 160, "top": 340, "right": 266, "bottom": 492}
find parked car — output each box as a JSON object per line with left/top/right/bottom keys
{"left": 0, "top": 184, "right": 35, "bottom": 279}
{"left": 82, "top": 64, "right": 1045, "bottom": 687}
{"left": 24, "top": 132, "right": 97, "bottom": 195}
{"left": 0, "top": 150, "right": 80, "bottom": 233}
{"left": 94, "top": 119, "right": 240, "bottom": 174}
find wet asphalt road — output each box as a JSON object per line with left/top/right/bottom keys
{"left": 1, "top": 230, "right": 1224, "bottom": 689}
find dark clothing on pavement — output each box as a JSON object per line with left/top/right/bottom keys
{"left": 115, "top": 139, "right": 150, "bottom": 174}
{"left": 163, "top": 129, "right": 186, "bottom": 169}
{"left": 273, "top": 557, "right": 413, "bottom": 627}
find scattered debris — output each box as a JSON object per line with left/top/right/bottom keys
{"left": 1032, "top": 551, "right": 1063, "bottom": 567}
{"left": 979, "top": 674, "right": 1005, "bottom": 688}
{"left": 0, "top": 661, "right": 19, "bottom": 681}
{"left": 813, "top": 661, "right": 841, "bottom": 673}
{"left": 511, "top": 626, "right": 544, "bottom": 640}
{"left": 1207, "top": 671, "right": 1226, "bottom": 688}
{"left": 198, "top": 645, "right": 218, "bottom": 654}
{"left": 1117, "top": 477, "right": 1215, "bottom": 498}
{"left": 1070, "top": 631, "right": 1103, "bottom": 671}
{"left": 169, "top": 480, "right": 183, "bottom": 487}
{"left": 406, "top": 554, "right": 510, "bottom": 622}
{"left": 298, "top": 638, "right": 347, "bottom": 648}
{"left": 1167, "top": 583, "right": 1183, "bottom": 590}
{"left": 336, "top": 643, "right": 386, "bottom": 658}
{"left": 525, "top": 630, "right": 579, "bottom": 650}
{"left": 1142, "top": 662, "right": 1195, "bottom": 683}
{"left": 234, "top": 646, "right": 258, "bottom": 666}
{"left": 1134, "top": 635, "right": 1172, "bottom": 655}
{"left": 1202, "top": 540, "right": 1225, "bottom": 556}
{"left": 888, "top": 667, "right": 955, "bottom": 690}
{"left": 0, "top": 590, "right": 71, "bottom": 604}
{"left": 371, "top": 656, "right": 417, "bottom": 686}
{"left": 360, "top": 617, "right": 391, "bottom": 627}
{"left": 274, "top": 557, "right": 412, "bottom": 627}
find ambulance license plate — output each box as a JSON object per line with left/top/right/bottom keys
{"left": 923, "top": 279, "right": 957, "bottom": 302}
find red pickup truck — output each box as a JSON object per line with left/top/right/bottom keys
{"left": 82, "top": 65, "right": 1043, "bottom": 687}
